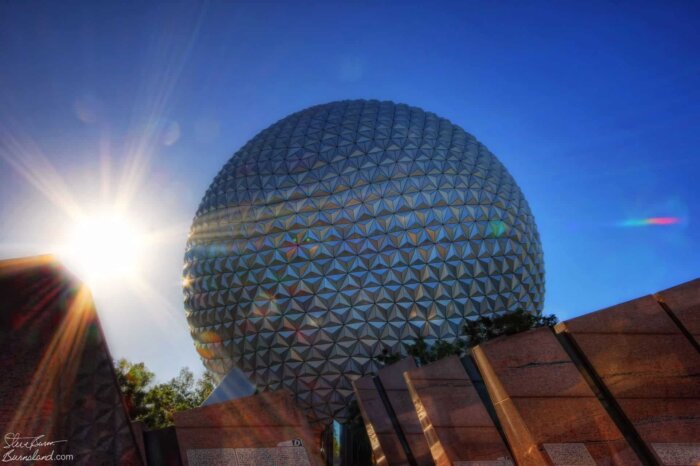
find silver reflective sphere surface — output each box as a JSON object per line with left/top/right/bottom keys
{"left": 184, "top": 100, "right": 544, "bottom": 423}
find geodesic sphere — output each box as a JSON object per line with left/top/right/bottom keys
{"left": 183, "top": 100, "right": 544, "bottom": 424}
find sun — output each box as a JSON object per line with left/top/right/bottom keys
{"left": 62, "top": 212, "right": 146, "bottom": 286}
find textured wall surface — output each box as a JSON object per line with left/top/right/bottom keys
{"left": 184, "top": 100, "right": 545, "bottom": 423}
{"left": 173, "top": 390, "right": 324, "bottom": 466}
{"left": 0, "top": 257, "right": 143, "bottom": 466}
{"left": 355, "top": 278, "right": 700, "bottom": 466}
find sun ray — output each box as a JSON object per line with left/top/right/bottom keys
{"left": 0, "top": 120, "right": 83, "bottom": 221}
{"left": 126, "top": 272, "right": 192, "bottom": 333}
{"left": 115, "top": 2, "right": 207, "bottom": 211}
{"left": 6, "top": 280, "right": 95, "bottom": 436}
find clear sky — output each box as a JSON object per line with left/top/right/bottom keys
{"left": 1, "top": 1, "right": 698, "bottom": 381}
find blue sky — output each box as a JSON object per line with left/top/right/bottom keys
{"left": 1, "top": 1, "right": 698, "bottom": 380}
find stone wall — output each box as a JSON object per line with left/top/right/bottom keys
{"left": 354, "top": 278, "right": 700, "bottom": 466}
{"left": 0, "top": 256, "right": 143, "bottom": 465}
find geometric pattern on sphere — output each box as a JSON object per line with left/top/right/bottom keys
{"left": 183, "top": 99, "right": 545, "bottom": 424}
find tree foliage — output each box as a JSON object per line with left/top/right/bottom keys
{"left": 463, "top": 309, "right": 558, "bottom": 346}
{"left": 115, "top": 359, "right": 154, "bottom": 420}
{"left": 114, "top": 359, "right": 216, "bottom": 430}
{"left": 377, "top": 310, "right": 558, "bottom": 366}
{"left": 408, "top": 336, "right": 467, "bottom": 365}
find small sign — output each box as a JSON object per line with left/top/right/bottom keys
{"left": 543, "top": 443, "right": 596, "bottom": 466}
{"left": 652, "top": 443, "right": 700, "bottom": 465}
{"left": 277, "top": 438, "right": 304, "bottom": 447}
{"left": 454, "top": 458, "right": 514, "bottom": 466}
{"left": 187, "top": 446, "right": 310, "bottom": 466}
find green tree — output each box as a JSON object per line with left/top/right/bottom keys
{"left": 115, "top": 359, "right": 154, "bottom": 420}
{"left": 195, "top": 369, "right": 217, "bottom": 406}
{"left": 408, "top": 335, "right": 466, "bottom": 365}
{"left": 114, "top": 361, "right": 216, "bottom": 429}
{"left": 376, "top": 310, "right": 558, "bottom": 366}
{"left": 139, "top": 368, "right": 197, "bottom": 429}
{"left": 463, "top": 309, "right": 558, "bottom": 346}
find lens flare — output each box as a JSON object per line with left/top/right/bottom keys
{"left": 617, "top": 217, "right": 681, "bottom": 227}
{"left": 61, "top": 213, "right": 146, "bottom": 286}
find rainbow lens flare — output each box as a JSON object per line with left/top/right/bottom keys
{"left": 618, "top": 217, "right": 681, "bottom": 227}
